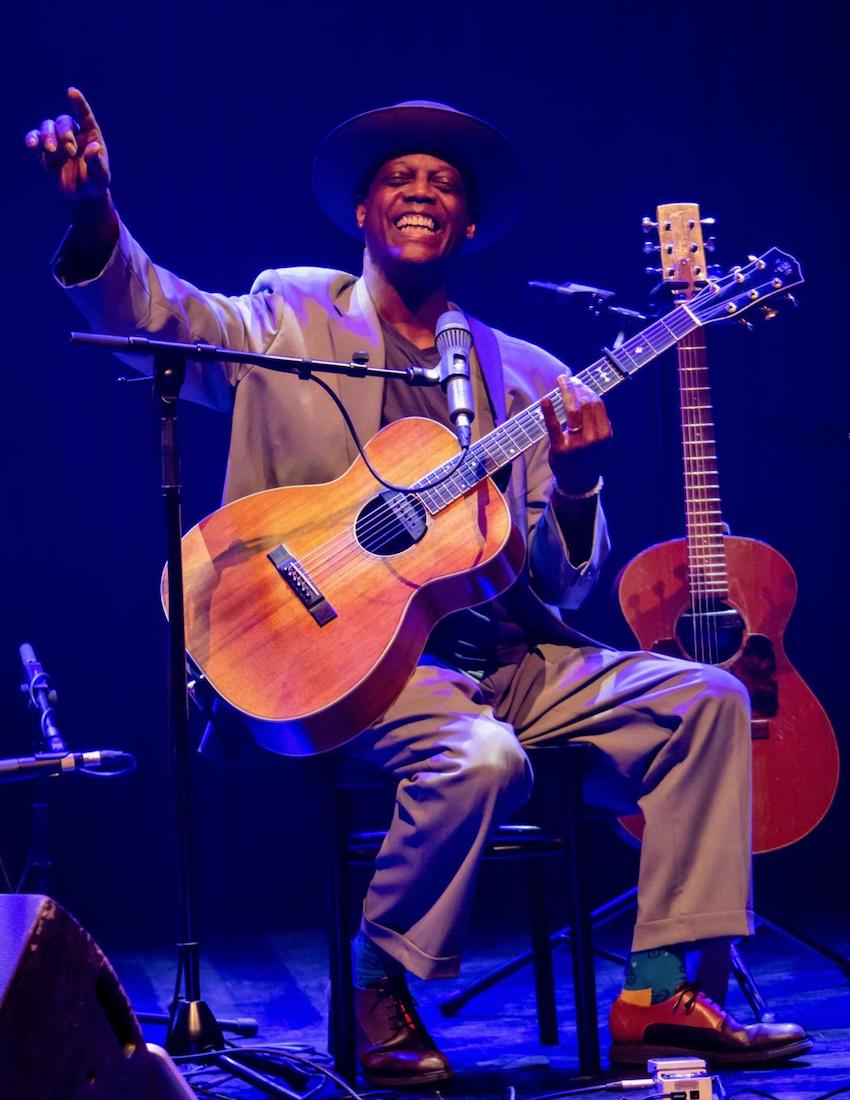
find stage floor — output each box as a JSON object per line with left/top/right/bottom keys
{"left": 104, "top": 909, "right": 850, "bottom": 1100}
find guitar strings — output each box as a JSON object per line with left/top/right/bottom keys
{"left": 683, "top": 331, "right": 712, "bottom": 663}
{"left": 293, "top": 394, "right": 561, "bottom": 579}
{"left": 297, "top": 399, "right": 558, "bottom": 585}
{"left": 292, "top": 350, "right": 626, "bottom": 580}
{"left": 293, "top": 304, "right": 693, "bottom": 578}
{"left": 296, "top": 363, "right": 618, "bottom": 583}
{"left": 680, "top": 326, "right": 724, "bottom": 664}
{"left": 300, "top": 261, "right": 761, "bottom": 573}
{"left": 274, "top": 306, "right": 702, "bottom": 584}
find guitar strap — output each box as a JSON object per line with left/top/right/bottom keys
{"left": 467, "top": 315, "right": 507, "bottom": 426}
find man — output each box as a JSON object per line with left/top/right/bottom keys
{"left": 27, "top": 90, "right": 809, "bottom": 1085}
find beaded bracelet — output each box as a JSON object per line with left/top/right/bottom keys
{"left": 552, "top": 475, "right": 604, "bottom": 501}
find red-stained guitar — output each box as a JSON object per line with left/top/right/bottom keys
{"left": 617, "top": 204, "right": 839, "bottom": 852}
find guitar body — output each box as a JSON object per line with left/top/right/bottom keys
{"left": 166, "top": 417, "right": 525, "bottom": 756}
{"left": 617, "top": 535, "right": 839, "bottom": 852}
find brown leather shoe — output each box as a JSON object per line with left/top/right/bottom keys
{"left": 354, "top": 975, "right": 454, "bottom": 1088}
{"left": 610, "top": 986, "right": 812, "bottom": 1066}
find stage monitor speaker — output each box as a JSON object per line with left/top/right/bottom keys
{"left": 0, "top": 894, "right": 193, "bottom": 1100}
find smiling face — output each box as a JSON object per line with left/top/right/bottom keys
{"left": 355, "top": 153, "right": 477, "bottom": 276}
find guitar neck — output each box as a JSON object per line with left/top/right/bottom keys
{"left": 676, "top": 333, "right": 730, "bottom": 599}
{"left": 414, "top": 300, "right": 702, "bottom": 513}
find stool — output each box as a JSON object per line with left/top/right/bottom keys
{"left": 312, "top": 740, "right": 599, "bottom": 1082}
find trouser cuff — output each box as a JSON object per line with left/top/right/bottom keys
{"left": 632, "top": 908, "right": 755, "bottom": 952}
{"left": 361, "top": 913, "right": 460, "bottom": 980}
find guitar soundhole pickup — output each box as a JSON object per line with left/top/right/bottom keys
{"left": 267, "top": 543, "right": 337, "bottom": 626}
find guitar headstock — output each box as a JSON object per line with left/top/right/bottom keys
{"left": 690, "top": 248, "right": 804, "bottom": 327}
{"left": 643, "top": 202, "right": 803, "bottom": 328}
{"left": 643, "top": 201, "right": 715, "bottom": 300}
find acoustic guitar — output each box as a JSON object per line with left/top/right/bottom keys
{"left": 617, "top": 205, "right": 838, "bottom": 852}
{"left": 166, "top": 248, "right": 803, "bottom": 758}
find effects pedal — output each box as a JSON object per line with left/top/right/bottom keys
{"left": 648, "top": 1057, "right": 724, "bottom": 1100}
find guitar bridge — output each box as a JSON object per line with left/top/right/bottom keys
{"left": 267, "top": 544, "right": 337, "bottom": 626}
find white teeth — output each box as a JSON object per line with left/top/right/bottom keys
{"left": 395, "top": 214, "right": 438, "bottom": 232}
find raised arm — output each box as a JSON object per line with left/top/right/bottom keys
{"left": 25, "top": 89, "right": 295, "bottom": 409}
{"left": 25, "top": 87, "right": 119, "bottom": 282}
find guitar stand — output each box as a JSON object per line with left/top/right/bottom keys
{"left": 438, "top": 885, "right": 850, "bottom": 1026}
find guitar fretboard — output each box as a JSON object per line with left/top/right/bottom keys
{"left": 414, "top": 302, "right": 700, "bottom": 513}
{"left": 678, "top": 337, "right": 729, "bottom": 598}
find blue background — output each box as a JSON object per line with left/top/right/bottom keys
{"left": 1, "top": 1, "right": 846, "bottom": 948}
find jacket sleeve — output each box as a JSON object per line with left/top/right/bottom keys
{"left": 500, "top": 334, "right": 610, "bottom": 611}
{"left": 525, "top": 437, "right": 610, "bottom": 610}
{"left": 53, "top": 220, "right": 296, "bottom": 410}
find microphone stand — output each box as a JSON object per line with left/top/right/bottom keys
{"left": 70, "top": 332, "right": 442, "bottom": 1086}
{"left": 9, "top": 644, "right": 136, "bottom": 888}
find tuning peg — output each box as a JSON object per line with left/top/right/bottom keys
{"left": 748, "top": 254, "right": 768, "bottom": 270}
{"left": 704, "top": 236, "right": 717, "bottom": 252}
{"left": 738, "top": 317, "right": 755, "bottom": 332}
{"left": 641, "top": 216, "right": 658, "bottom": 232}
{"left": 708, "top": 263, "right": 723, "bottom": 275}
{"left": 645, "top": 266, "right": 663, "bottom": 275}
{"left": 784, "top": 292, "right": 799, "bottom": 308}
{"left": 700, "top": 217, "right": 716, "bottom": 226}
{"left": 761, "top": 305, "right": 779, "bottom": 321}
{"left": 643, "top": 241, "right": 660, "bottom": 254}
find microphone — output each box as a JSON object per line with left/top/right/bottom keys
{"left": 529, "top": 280, "right": 648, "bottom": 322}
{"left": 19, "top": 642, "right": 66, "bottom": 753}
{"left": 435, "top": 311, "right": 474, "bottom": 449}
{"left": 0, "top": 750, "right": 136, "bottom": 783}
{"left": 528, "top": 280, "right": 616, "bottom": 299}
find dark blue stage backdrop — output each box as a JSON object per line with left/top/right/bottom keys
{"left": 1, "top": 2, "right": 846, "bottom": 948}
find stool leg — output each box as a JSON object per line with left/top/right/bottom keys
{"left": 323, "top": 779, "right": 357, "bottom": 1083}
{"left": 560, "top": 747, "right": 600, "bottom": 1076}
{"left": 528, "top": 861, "right": 559, "bottom": 1045}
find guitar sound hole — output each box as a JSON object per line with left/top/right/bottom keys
{"left": 675, "top": 600, "right": 746, "bottom": 663}
{"left": 355, "top": 492, "right": 427, "bottom": 556}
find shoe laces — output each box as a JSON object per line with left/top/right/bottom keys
{"left": 672, "top": 983, "right": 724, "bottom": 1018}
{"left": 672, "top": 983, "right": 701, "bottom": 1015}
{"left": 373, "top": 978, "right": 421, "bottom": 1032}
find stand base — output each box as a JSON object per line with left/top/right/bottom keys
{"left": 138, "top": 1008, "right": 258, "bottom": 1038}
{"left": 165, "top": 997, "right": 226, "bottom": 1055}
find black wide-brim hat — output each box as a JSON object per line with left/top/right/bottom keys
{"left": 312, "top": 100, "right": 524, "bottom": 251}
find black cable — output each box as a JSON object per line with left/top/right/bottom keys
{"left": 309, "top": 373, "right": 470, "bottom": 493}
{"left": 527, "top": 1087, "right": 614, "bottom": 1099}
{"left": 173, "top": 1044, "right": 366, "bottom": 1100}
{"left": 526, "top": 1088, "right": 664, "bottom": 1100}
{"left": 80, "top": 750, "right": 137, "bottom": 777}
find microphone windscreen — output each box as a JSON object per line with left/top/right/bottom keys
{"left": 435, "top": 310, "right": 472, "bottom": 354}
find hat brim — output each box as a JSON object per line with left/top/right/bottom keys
{"left": 312, "top": 102, "right": 524, "bottom": 252}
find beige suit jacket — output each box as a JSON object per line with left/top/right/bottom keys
{"left": 59, "top": 222, "right": 610, "bottom": 645}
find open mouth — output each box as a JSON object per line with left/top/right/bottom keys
{"left": 393, "top": 213, "right": 441, "bottom": 234}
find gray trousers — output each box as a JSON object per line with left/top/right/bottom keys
{"left": 347, "top": 644, "right": 754, "bottom": 981}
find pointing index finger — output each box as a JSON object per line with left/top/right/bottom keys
{"left": 67, "top": 87, "right": 98, "bottom": 131}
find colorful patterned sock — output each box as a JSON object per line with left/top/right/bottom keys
{"left": 621, "top": 945, "right": 688, "bottom": 1005}
{"left": 352, "top": 930, "right": 403, "bottom": 988}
